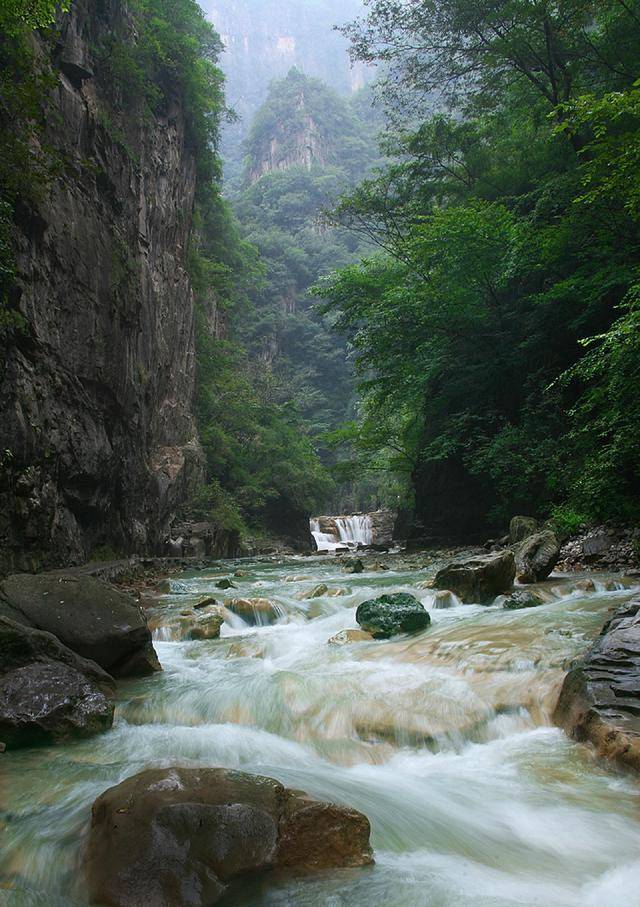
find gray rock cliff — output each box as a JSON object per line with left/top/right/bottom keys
{"left": 1, "top": 0, "right": 209, "bottom": 571}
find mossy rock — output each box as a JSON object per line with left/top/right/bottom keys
{"left": 355, "top": 593, "right": 430, "bottom": 639}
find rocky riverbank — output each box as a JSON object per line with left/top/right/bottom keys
{"left": 554, "top": 597, "right": 640, "bottom": 772}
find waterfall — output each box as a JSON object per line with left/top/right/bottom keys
{"left": 310, "top": 514, "right": 373, "bottom": 551}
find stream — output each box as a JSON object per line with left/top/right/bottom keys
{"left": 2, "top": 553, "right": 640, "bottom": 906}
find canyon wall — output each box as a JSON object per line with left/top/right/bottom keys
{"left": 0, "top": 0, "right": 206, "bottom": 572}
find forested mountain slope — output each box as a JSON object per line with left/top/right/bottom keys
{"left": 318, "top": 0, "right": 640, "bottom": 539}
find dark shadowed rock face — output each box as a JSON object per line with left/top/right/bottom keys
{"left": 516, "top": 530, "right": 560, "bottom": 583}
{"left": 356, "top": 593, "right": 430, "bottom": 639}
{"left": 0, "top": 573, "right": 160, "bottom": 677}
{"left": 0, "top": 0, "right": 211, "bottom": 574}
{"left": 86, "top": 767, "right": 373, "bottom": 907}
{"left": 0, "top": 616, "right": 114, "bottom": 749}
{"left": 554, "top": 599, "right": 640, "bottom": 772}
{"left": 433, "top": 551, "right": 515, "bottom": 604}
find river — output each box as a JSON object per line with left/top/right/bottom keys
{"left": 2, "top": 553, "right": 640, "bottom": 906}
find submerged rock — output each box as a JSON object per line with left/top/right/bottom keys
{"left": 431, "top": 590, "right": 459, "bottom": 609}
{"left": 0, "top": 574, "right": 160, "bottom": 677}
{"left": 356, "top": 593, "right": 430, "bottom": 639}
{"left": 501, "top": 589, "right": 545, "bottom": 610}
{"left": 433, "top": 551, "right": 515, "bottom": 604}
{"left": 216, "top": 578, "right": 236, "bottom": 590}
{"left": 342, "top": 559, "right": 365, "bottom": 574}
{"left": 227, "top": 598, "right": 280, "bottom": 624}
{"left": 328, "top": 629, "right": 374, "bottom": 646}
{"left": 86, "top": 767, "right": 373, "bottom": 907}
{"left": 516, "top": 530, "right": 560, "bottom": 583}
{"left": 554, "top": 599, "right": 640, "bottom": 772}
{"left": 0, "top": 617, "right": 114, "bottom": 749}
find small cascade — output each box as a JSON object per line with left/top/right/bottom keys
{"left": 336, "top": 515, "right": 373, "bottom": 547}
{"left": 310, "top": 514, "right": 373, "bottom": 551}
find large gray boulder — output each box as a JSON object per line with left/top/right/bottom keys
{"left": 554, "top": 599, "right": 640, "bottom": 772}
{"left": 356, "top": 593, "right": 430, "bottom": 639}
{"left": 0, "top": 616, "right": 114, "bottom": 749}
{"left": 516, "top": 530, "right": 560, "bottom": 583}
{"left": 0, "top": 574, "right": 160, "bottom": 677}
{"left": 433, "top": 551, "right": 515, "bottom": 604}
{"left": 86, "top": 767, "right": 373, "bottom": 907}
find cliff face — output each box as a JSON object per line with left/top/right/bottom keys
{"left": 0, "top": 0, "right": 205, "bottom": 572}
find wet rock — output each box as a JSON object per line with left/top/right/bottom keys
{"left": 370, "top": 562, "right": 390, "bottom": 572}
{"left": 326, "top": 587, "right": 349, "bottom": 597}
{"left": 574, "top": 579, "right": 597, "bottom": 593}
{"left": 328, "top": 629, "right": 375, "bottom": 646}
{"left": 0, "top": 574, "right": 160, "bottom": 677}
{"left": 501, "top": 590, "right": 545, "bottom": 610}
{"left": 356, "top": 593, "right": 430, "bottom": 639}
{"left": 285, "top": 575, "right": 312, "bottom": 582}
{"left": 516, "top": 531, "right": 560, "bottom": 583}
{"left": 226, "top": 640, "right": 266, "bottom": 659}
{"left": 182, "top": 611, "right": 225, "bottom": 641}
{"left": 509, "top": 516, "right": 538, "bottom": 545}
{"left": 86, "top": 766, "right": 373, "bottom": 907}
{"left": 0, "top": 617, "right": 114, "bottom": 749}
{"left": 433, "top": 551, "right": 516, "bottom": 604}
{"left": 227, "top": 598, "right": 280, "bottom": 624}
{"left": 342, "top": 559, "right": 365, "bottom": 574}
{"left": 299, "top": 583, "right": 328, "bottom": 599}
{"left": 431, "top": 590, "right": 459, "bottom": 609}
{"left": 554, "top": 599, "right": 640, "bottom": 772}
{"left": 194, "top": 596, "right": 219, "bottom": 610}
{"left": 216, "top": 578, "right": 236, "bottom": 590}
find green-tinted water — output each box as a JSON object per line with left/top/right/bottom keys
{"left": 2, "top": 556, "right": 639, "bottom": 905}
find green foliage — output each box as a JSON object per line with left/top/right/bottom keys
{"left": 318, "top": 0, "right": 640, "bottom": 531}
{"left": 0, "top": 0, "right": 69, "bottom": 35}
{"left": 550, "top": 505, "right": 590, "bottom": 540}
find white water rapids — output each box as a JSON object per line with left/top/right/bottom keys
{"left": 311, "top": 514, "right": 373, "bottom": 550}
{"left": 2, "top": 555, "right": 640, "bottom": 906}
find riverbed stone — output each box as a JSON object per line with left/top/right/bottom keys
{"left": 554, "top": 598, "right": 640, "bottom": 772}
{"left": 356, "top": 593, "right": 430, "bottom": 639}
{"left": 0, "top": 573, "right": 160, "bottom": 677}
{"left": 342, "top": 559, "right": 365, "bottom": 574}
{"left": 182, "top": 611, "right": 225, "bottom": 641}
{"left": 516, "top": 530, "right": 560, "bottom": 583}
{"left": 501, "top": 589, "right": 545, "bottom": 610}
{"left": 328, "top": 629, "right": 375, "bottom": 646}
{"left": 227, "top": 598, "right": 280, "bottom": 624}
{"left": 216, "top": 578, "right": 236, "bottom": 590}
{"left": 433, "top": 551, "right": 516, "bottom": 604}
{"left": 86, "top": 767, "right": 373, "bottom": 907}
{"left": 0, "top": 616, "right": 115, "bottom": 749}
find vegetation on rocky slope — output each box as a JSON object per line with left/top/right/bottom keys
{"left": 316, "top": 0, "right": 640, "bottom": 536}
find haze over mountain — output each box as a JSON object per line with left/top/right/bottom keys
{"left": 202, "top": 0, "right": 372, "bottom": 162}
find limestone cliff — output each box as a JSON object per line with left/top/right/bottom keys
{"left": 0, "top": 1, "right": 207, "bottom": 572}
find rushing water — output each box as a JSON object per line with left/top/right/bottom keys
{"left": 2, "top": 554, "right": 640, "bottom": 906}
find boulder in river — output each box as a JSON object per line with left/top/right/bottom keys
{"left": 356, "top": 593, "right": 430, "bottom": 639}
{"left": 86, "top": 767, "right": 373, "bottom": 907}
{"left": 342, "top": 559, "right": 365, "bottom": 574}
{"left": 0, "top": 616, "right": 114, "bottom": 749}
{"left": 182, "top": 611, "right": 225, "bottom": 641}
{"left": 227, "top": 598, "right": 280, "bottom": 624}
{"left": 433, "top": 551, "right": 515, "bottom": 604}
{"left": 0, "top": 574, "right": 160, "bottom": 677}
{"left": 516, "top": 530, "right": 560, "bottom": 583}
{"left": 500, "top": 589, "right": 545, "bottom": 610}
{"left": 554, "top": 598, "right": 640, "bottom": 772}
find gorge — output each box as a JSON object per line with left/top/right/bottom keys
{"left": 1, "top": 0, "right": 640, "bottom": 905}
